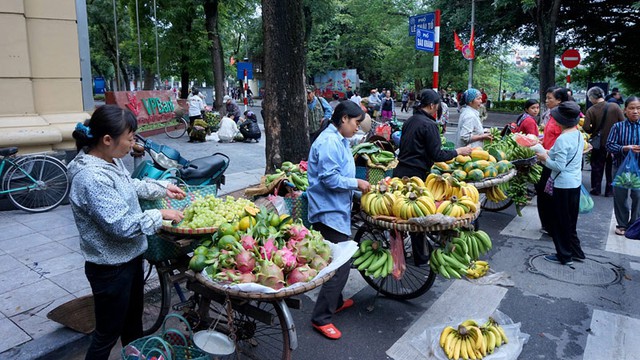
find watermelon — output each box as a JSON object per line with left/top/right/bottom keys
{"left": 514, "top": 133, "right": 540, "bottom": 147}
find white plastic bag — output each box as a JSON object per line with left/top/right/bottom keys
{"left": 217, "top": 116, "right": 238, "bottom": 142}
{"left": 411, "top": 310, "right": 530, "bottom": 360}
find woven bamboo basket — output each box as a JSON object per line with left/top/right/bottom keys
{"left": 194, "top": 270, "right": 336, "bottom": 300}
{"left": 466, "top": 168, "right": 517, "bottom": 190}
{"left": 362, "top": 208, "right": 480, "bottom": 232}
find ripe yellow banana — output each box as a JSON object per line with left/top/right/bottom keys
{"left": 437, "top": 200, "right": 452, "bottom": 214}
{"left": 440, "top": 326, "right": 455, "bottom": 347}
{"left": 410, "top": 176, "right": 425, "bottom": 188}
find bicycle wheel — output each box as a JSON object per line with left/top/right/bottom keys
{"left": 479, "top": 193, "right": 513, "bottom": 212}
{"left": 142, "top": 260, "right": 171, "bottom": 335}
{"left": 164, "top": 117, "right": 188, "bottom": 138}
{"left": 205, "top": 299, "right": 291, "bottom": 360}
{"left": 355, "top": 225, "right": 437, "bottom": 300}
{"left": 5, "top": 156, "right": 69, "bottom": 212}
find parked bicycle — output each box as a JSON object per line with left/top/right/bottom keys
{"left": 163, "top": 113, "right": 189, "bottom": 139}
{"left": 0, "top": 147, "right": 69, "bottom": 212}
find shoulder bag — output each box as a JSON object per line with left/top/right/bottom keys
{"left": 544, "top": 134, "right": 582, "bottom": 196}
{"left": 588, "top": 103, "right": 609, "bottom": 150}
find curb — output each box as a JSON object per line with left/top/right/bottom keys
{"left": 0, "top": 328, "right": 88, "bottom": 360}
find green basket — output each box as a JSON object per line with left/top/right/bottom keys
{"left": 283, "top": 192, "right": 311, "bottom": 228}
{"left": 355, "top": 166, "right": 394, "bottom": 185}
{"left": 442, "top": 141, "right": 455, "bottom": 151}
{"left": 140, "top": 186, "right": 218, "bottom": 262}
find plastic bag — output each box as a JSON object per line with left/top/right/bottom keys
{"left": 374, "top": 123, "right": 392, "bottom": 140}
{"left": 390, "top": 229, "right": 406, "bottom": 280}
{"left": 579, "top": 184, "right": 594, "bottom": 214}
{"left": 413, "top": 310, "right": 530, "bottom": 360}
{"left": 613, "top": 152, "right": 640, "bottom": 189}
{"left": 625, "top": 216, "right": 640, "bottom": 240}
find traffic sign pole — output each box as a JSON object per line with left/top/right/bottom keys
{"left": 243, "top": 69, "right": 248, "bottom": 112}
{"left": 560, "top": 49, "right": 580, "bottom": 89}
{"left": 432, "top": 10, "right": 440, "bottom": 91}
{"left": 566, "top": 69, "right": 571, "bottom": 89}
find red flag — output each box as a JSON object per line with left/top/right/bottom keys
{"left": 454, "top": 31, "right": 463, "bottom": 51}
{"left": 468, "top": 27, "right": 475, "bottom": 59}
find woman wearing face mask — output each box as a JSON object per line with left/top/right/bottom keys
{"left": 536, "top": 86, "right": 570, "bottom": 235}
{"left": 606, "top": 96, "right": 640, "bottom": 236}
{"left": 307, "top": 101, "right": 370, "bottom": 340}
{"left": 455, "top": 88, "right": 493, "bottom": 148}
{"left": 393, "top": 89, "right": 472, "bottom": 266}
{"left": 67, "top": 105, "right": 186, "bottom": 359}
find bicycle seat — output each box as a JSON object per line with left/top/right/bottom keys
{"left": 0, "top": 147, "right": 18, "bottom": 157}
{"left": 179, "top": 153, "right": 229, "bottom": 181}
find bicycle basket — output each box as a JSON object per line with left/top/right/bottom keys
{"left": 140, "top": 185, "right": 218, "bottom": 262}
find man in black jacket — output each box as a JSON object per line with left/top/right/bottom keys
{"left": 239, "top": 111, "right": 262, "bottom": 142}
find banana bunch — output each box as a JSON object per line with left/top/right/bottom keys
{"left": 370, "top": 150, "right": 396, "bottom": 165}
{"left": 439, "top": 319, "right": 508, "bottom": 359}
{"left": 265, "top": 161, "right": 309, "bottom": 190}
{"left": 613, "top": 171, "right": 640, "bottom": 189}
{"left": 510, "top": 143, "right": 536, "bottom": 160}
{"left": 429, "top": 248, "right": 469, "bottom": 279}
{"left": 361, "top": 187, "right": 396, "bottom": 216}
{"left": 485, "top": 186, "right": 508, "bottom": 202}
{"left": 387, "top": 176, "right": 431, "bottom": 198}
{"left": 393, "top": 191, "right": 437, "bottom": 219}
{"left": 456, "top": 230, "right": 493, "bottom": 260}
{"left": 436, "top": 196, "right": 477, "bottom": 217}
{"left": 450, "top": 182, "right": 480, "bottom": 204}
{"left": 426, "top": 173, "right": 455, "bottom": 201}
{"left": 352, "top": 240, "right": 394, "bottom": 278}
{"left": 466, "top": 260, "right": 490, "bottom": 279}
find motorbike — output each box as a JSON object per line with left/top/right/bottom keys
{"left": 130, "top": 134, "right": 229, "bottom": 189}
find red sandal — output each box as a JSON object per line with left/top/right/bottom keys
{"left": 312, "top": 323, "right": 342, "bottom": 340}
{"left": 335, "top": 299, "right": 354, "bottom": 313}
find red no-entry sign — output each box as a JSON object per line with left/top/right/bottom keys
{"left": 561, "top": 49, "right": 581, "bottom": 69}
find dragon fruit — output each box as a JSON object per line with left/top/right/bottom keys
{"left": 295, "top": 238, "right": 317, "bottom": 265}
{"left": 235, "top": 272, "right": 257, "bottom": 284}
{"left": 309, "top": 254, "right": 329, "bottom": 271}
{"left": 287, "top": 224, "right": 309, "bottom": 242}
{"left": 214, "top": 269, "right": 240, "bottom": 283}
{"left": 236, "top": 250, "right": 256, "bottom": 274}
{"left": 314, "top": 241, "right": 332, "bottom": 262}
{"left": 255, "top": 259, "right": 285, "bottom": 290}
{"left": 259, "top": 238, "right": 278, "bottom": 260}
{"left": 240, "top": 235, "right": 257, "bottom": 251}
{"left": 286, "top": 264, "right": 318, "bottom": 286}
{"left": 219, "top": 249, "right": 237, "bottom": 269}
{"left": 272, "top": 247, "right": 298, "bottom": 272}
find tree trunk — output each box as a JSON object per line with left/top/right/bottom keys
{"left": 180, "top": 17, "right": 194, "bottom": 99}
{"left": 262, "top": 0, "right": 308, "bottom": 172}
{"left": 204, "top": 0, "right": 226, "bottom": 111}
{"left": 536, "top": 0, "right": 562, "bottom": 108}
{"left": 143, "top": 67, "right": 155, "bottom": 90}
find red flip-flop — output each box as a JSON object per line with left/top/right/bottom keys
{"left": 335, "top": 299, "right": 354, "bottom": 313}
{"left": 312, "top": 323, "right": 342, "bottom": 340}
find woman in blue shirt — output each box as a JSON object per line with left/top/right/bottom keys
{"left": 536, "top": 101, "right": 585, "bottom": 265}
{"left": 307, "top": 101, "right": 370, "bottom": 340}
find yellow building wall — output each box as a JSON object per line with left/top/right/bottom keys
{"left": 0, "top": 0, "right": 89, "bottom": 154}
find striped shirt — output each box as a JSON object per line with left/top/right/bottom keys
{"left": 606, "top": 119, "right": 640, "bottom": 167}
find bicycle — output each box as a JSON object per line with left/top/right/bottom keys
{"left": 163, "top": 114, "right": 189, "bottom": 139}
{"left": 0, "top": 147, "right": 69, "bottom": 212}
{"left": 141, "top": 233, "right": 298, "bottom": 360}
{"left": 246, "top": 96, "right": 255, "bottom": 107}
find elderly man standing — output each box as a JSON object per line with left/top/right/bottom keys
{"left": 367, "top": 89, "right": 381, "bottom": 118}
{"left": 583, "top": 86, "right": 625, "bottom": 196}
{"left": 307, "top": 86, "right": 333, "bottom": 137}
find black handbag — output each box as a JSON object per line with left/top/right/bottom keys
{"left": 589, "top": 103, "right": 609, "bottom": 150}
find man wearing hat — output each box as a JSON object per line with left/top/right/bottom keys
{"left": 223, "top": 95, "right": 242, "bottom": 123}
{"left": 536, "top": 101, "right": 586, "bottom": 265}
{"left": 306, "top": 85, "right": 333, "bottom": 136}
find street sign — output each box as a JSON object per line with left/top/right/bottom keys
{"left": 409, "top": 12, "right": 435, "bottom": 36}
{"left": 415, "top": 28, "right": 435, "bottom": 52}
{"left": 561, "top": 49, "right": 581, "bottom": 69}
{"left": 236, "top": 62, "right": 253, "bottom": 80}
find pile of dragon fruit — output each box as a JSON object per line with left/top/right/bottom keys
{"left": 193, "top": 223, "right": 332, "bottom": 290}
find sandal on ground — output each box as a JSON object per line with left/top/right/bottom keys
{"left": 615, "top": 227, "right": 626, "bottom": 236}
{"left": 312, "top": 323, "right": 342, "bottom": 340}
{"left": 336, "top": 299, "right": 354, "bottom": 314}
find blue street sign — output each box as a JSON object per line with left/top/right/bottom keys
{"left": 409, "top": 12, "right": 435, "bottom": 36}
{"left": 236, "top": 62, "right": 253, "bottom": 80}
{"left": 415, "top": 28, "right": 435, "bottom": 52}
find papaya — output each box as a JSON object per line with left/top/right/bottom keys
{"left": 433, "top": 162, "right": 451, "bottom": 172}
{"left": 474, "top": 160, "right": 492, "bottom": 169}
{"left": 463, "top": 161, "right": 477, "bottom": 173}
{"left": 452, "top": 170, "right": 467, "bottom": 181}
{"left": 456, "top": 155, "right": 472, "bottom": 164}
{"left": 488, "top": 155, "right": 497, "bottom": 163}
{"left": 496, "top": 162, "right": 510, "bottom": 174}
{"left": 470, "top": 149, "right": 490, "bottom": 161}
{"left": 445, "top": 158, "right": 456, "bottom": 164}
{"left": 466, "top": 169, "right": 484, "bottom": 181}
{"left": 483, "top": 166, "right": 499, "bottom": 178}
{"left": 430, "top": 168, "right": 442, "bottom": 175}
{"left": 488, "top": 148, "right": 504, "bottom": 162}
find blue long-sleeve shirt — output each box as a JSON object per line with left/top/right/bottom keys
{"left": 543, "top": 130, "right": 583, "bottom": 189}
{"left": 307, "top": 124, "right": 359, "bottom": 236}
{"left": 606, "top": 119, "right": 640, "bottom": 167}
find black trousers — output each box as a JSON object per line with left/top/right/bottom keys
{"left": 590, "top": 148, "right": 613, "bottom": 194}
{"left": 550, "top": 187, "right": 584, "bottom": 263}
{"left": 84, "top": 256, "right": 144, "bottom": 360}
{"left": 534, "top": 165, "right": 553, "bottom": 232}
{"left": 311, "top": 223, "right": 350, "bottom": 326}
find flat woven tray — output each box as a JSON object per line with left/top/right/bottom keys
{"left": 363, "top": 208, "right": 480, "bottom": 232}
{"left": 510, "top": 156, "right": 538, "bottom": 167}
{"left": 466, "top": 168, "right": 517, "bottom": 189}
{"left": 194, "top": 270, "right": 336, "bottom": 300}
{"left": 161, "top": 224, "right": 218, "bottom": 235}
